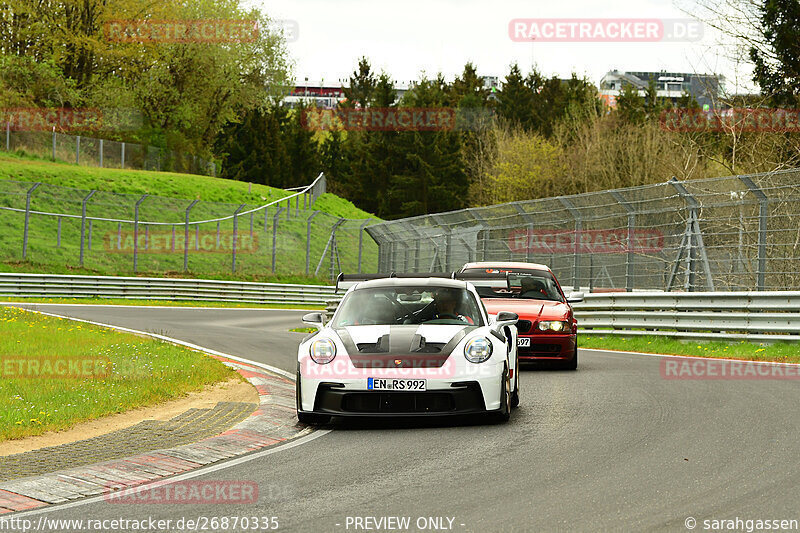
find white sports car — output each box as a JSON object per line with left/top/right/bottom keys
{"left": 296, "top": 273, "right": 520, "bottom": 424}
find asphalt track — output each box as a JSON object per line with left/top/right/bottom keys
{"left": 8, "top": 304, "right": 800, "bottom": 532}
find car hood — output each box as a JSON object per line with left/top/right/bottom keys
{"left": 481, "top": 298, "right": 571, "bottom": 320}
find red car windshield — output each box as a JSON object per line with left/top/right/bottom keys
{"left": 462, "top": 268, "right": 565, "bottom": 302}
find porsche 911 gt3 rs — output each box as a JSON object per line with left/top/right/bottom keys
{"left": 296, "top": 274, "right": 520, "bottom": 424}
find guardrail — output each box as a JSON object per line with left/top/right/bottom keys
{"left": 0, "top": 273, "right": 337, "bottom": 306}
{"left": 2, "top": 274, "right": 798, "bottom": 342}
{"left": 573, "top": 291, "right": 800, "bottom": 343}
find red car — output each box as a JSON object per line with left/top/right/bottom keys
{"left": 460, "top": 262, "right": 584, "bottom": 370}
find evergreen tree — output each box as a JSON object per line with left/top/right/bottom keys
{"left": 342, "top": 57, "right": 376, "bottom": 109}
{"left": 750, "top": 0, "right": 800, "bottom": 106}
{"left": 497, "top": 64, "right": 534, "bottom": 129}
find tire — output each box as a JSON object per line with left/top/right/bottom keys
{"left": 561, "top": 344, "right": 578, "bottom": 371}
{"left": 493, "top": 366, "right": 511, "bottom": 423}
{"left": 510, "top": 355, "right": 520, "bottom": 408}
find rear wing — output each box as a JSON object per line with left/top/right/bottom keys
{"left": 335, "top": 272, "right": 510, "bottom": 293}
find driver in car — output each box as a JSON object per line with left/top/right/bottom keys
{"left": 434, "top": 288, "right": 473, "bottom": 324}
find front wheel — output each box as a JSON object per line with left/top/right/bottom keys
{"left": 510, "top": 356, "right": 520, "bottom": 408}
{"left": 561, "top": 344, "right": 578, "bottom": 371}
{"left": 492, "top": 367, "right": 511, "bottom": 423}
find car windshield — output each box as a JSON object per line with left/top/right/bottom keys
{"left": 334, "top": 286, "right": 485, "bottom": 327}
{"left": 462, "top": 268, "right": 565, "bottom": 302}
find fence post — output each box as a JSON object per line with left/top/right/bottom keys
{"left": 306, "top": 211, "right": 321, "bottom": 275}
{"left": 79, "top": 190, "right": 96, "bottom": 266}
{"left": 432, "top": 215, "right": 451, "bottom": 272}
{"left": 286, "top": 199, "right": 291, "bottom": 220}
{"left": 99, "top": 139, "right": 104, "bottom": 168}
{"left": 558, "top": 197, "right": 582, "bottom": 291}
{"left": 467, "top": 208, "right": 489, "bottom": 261}
{"left": 52, "top": 128, "right": 56, "bottom": 160}
{"left": 5, "top": 121, "right": 9, "bottom": 151}
{"left": 610, "top": 190, "right": 636, "bottom": 292}
{"left": 512, "top": 203, "right": 535, "bottom": 263}
{"left": 357, "top": 218, "right": 373, "bottom": 273}
{"left": 76, "top": 135, "right": 80, "bottom": 164}
{"left": 133, "top": 194, "right": 148, "bottom": 272}
{"left": 184, "top": 199, "right": 199, "bottom": 272}
{"left": 272, "top": 207, "right": 284, "bottom": 273}
{"left": 121, "top": 142, "right": 125, "bottom": 169}
{"left": 739, "top": 175, "right": 769, "bottom": 291}
{"left": 232, "top": 204, "right": 246, "bottom": 274}
{"left": 295, "top": 195, "right": 299, "bottom": 216}
{"left": 667, "top": 177, "right": 714, "bottom": 292}
{"left": 315, "top": 218, "right": 345, "bottom": 277}
{"left": 22, "top": 183, "right": 41, "bottom": 260}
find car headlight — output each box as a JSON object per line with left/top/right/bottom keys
{"left": 310, "top": 338, "right": 336, "bottom": 364}
{"left": 464, "top": 337, "right": 493, "bottom": 363}
{"left": 537, "top": 320, "right": 570, "bottom": 333}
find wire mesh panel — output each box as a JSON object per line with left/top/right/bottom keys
{"left": 0, "top": 173, "right": 378, "bottom": 279}
{"left": 366, "top": 169, "right": 800, "bottom": 292}
{"left": 1, "top": 129, "right": 214, "bottom": 175}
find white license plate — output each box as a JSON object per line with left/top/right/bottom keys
{"left": 367, "top": 378, "right": 426, "bottom": 391}
{"left": 517, "top": 337, "right": 531, "bottom": 347}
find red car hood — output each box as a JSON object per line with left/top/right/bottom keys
{"left": 481, "top": 298, "right": 571, "bottom": 321}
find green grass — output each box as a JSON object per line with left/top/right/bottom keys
{"left": 0, "top": 151, "right": 290, "bottom": 204}
{"left": 0, "top": 297, "right": 325, "bottom": 309}
{"left": 0, "top": 306, "right": 238, "bottom": 441}
{"left": 0, "top": 151, "right": 380, "bottom": 281}
{"left": 581, "top": 334, "right": 800, "bottom": 364}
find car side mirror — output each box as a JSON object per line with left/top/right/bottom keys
{"left": 302, "top": 312, "right": 326, "bottom": 331}
{"left": 493, "top": 311, "right": 519, "bottom": 331}
{"left": 567, "top": 292, "right": 584, "bottom": 303}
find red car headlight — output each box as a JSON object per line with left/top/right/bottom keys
{"left": 537, "top": 320, "right": 570, "bottom": 333}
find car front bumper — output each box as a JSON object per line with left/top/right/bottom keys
{"left": 518, "top": 333, "right": 576, "bottom": 362}
{"left": 297, "top": 365, "right": 505, "bottom": 416}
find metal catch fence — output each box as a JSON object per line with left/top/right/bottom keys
{"left": 366, "top": 169, "right": 800, "bottom": 292}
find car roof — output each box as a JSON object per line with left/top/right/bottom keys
{"left": 353, "top": 277, "right": 469, "bottom": 290}
{"left": 462, "top": 261, "right": 551, "bottom": 272}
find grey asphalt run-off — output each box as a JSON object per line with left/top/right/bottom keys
{"left": 5, "top": 303, "right": 800, "bottom": 532}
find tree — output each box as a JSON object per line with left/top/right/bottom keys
{"left": 497, "top": 64, "right": 534, "bottom": 129}
{"left": 388, "top": 76, "right": 468, "bottom": 217}
{"left": 342, "top": 57, "right": 376, "bottom": 109}
{"left": 750, "top": 0, "right": 800, "bottom": 105}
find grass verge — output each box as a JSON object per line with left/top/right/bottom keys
{"left": 580, "top": 334, "right": 800, "bottom": 364}
{"left": 1, "top": 297, "right": 324, "bottom": 309}
{"left": 0, "top": 306, "right": 239, "bottom": 441}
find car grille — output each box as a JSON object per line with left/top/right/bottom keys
{"left": 519, "top": 343, "right": 563, "bottom": 356}
{"left": 342, "top": 392, "right": 455, "bottom": 413}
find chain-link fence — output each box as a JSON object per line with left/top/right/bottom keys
{"left": 3, "top": 127, "right": 216, "bottom": 176}
{"left": 0, "top": 173, "right": 379, "bottom": 279}
{"left": 366, "top": 169, "right": 800, "bottom": 292}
